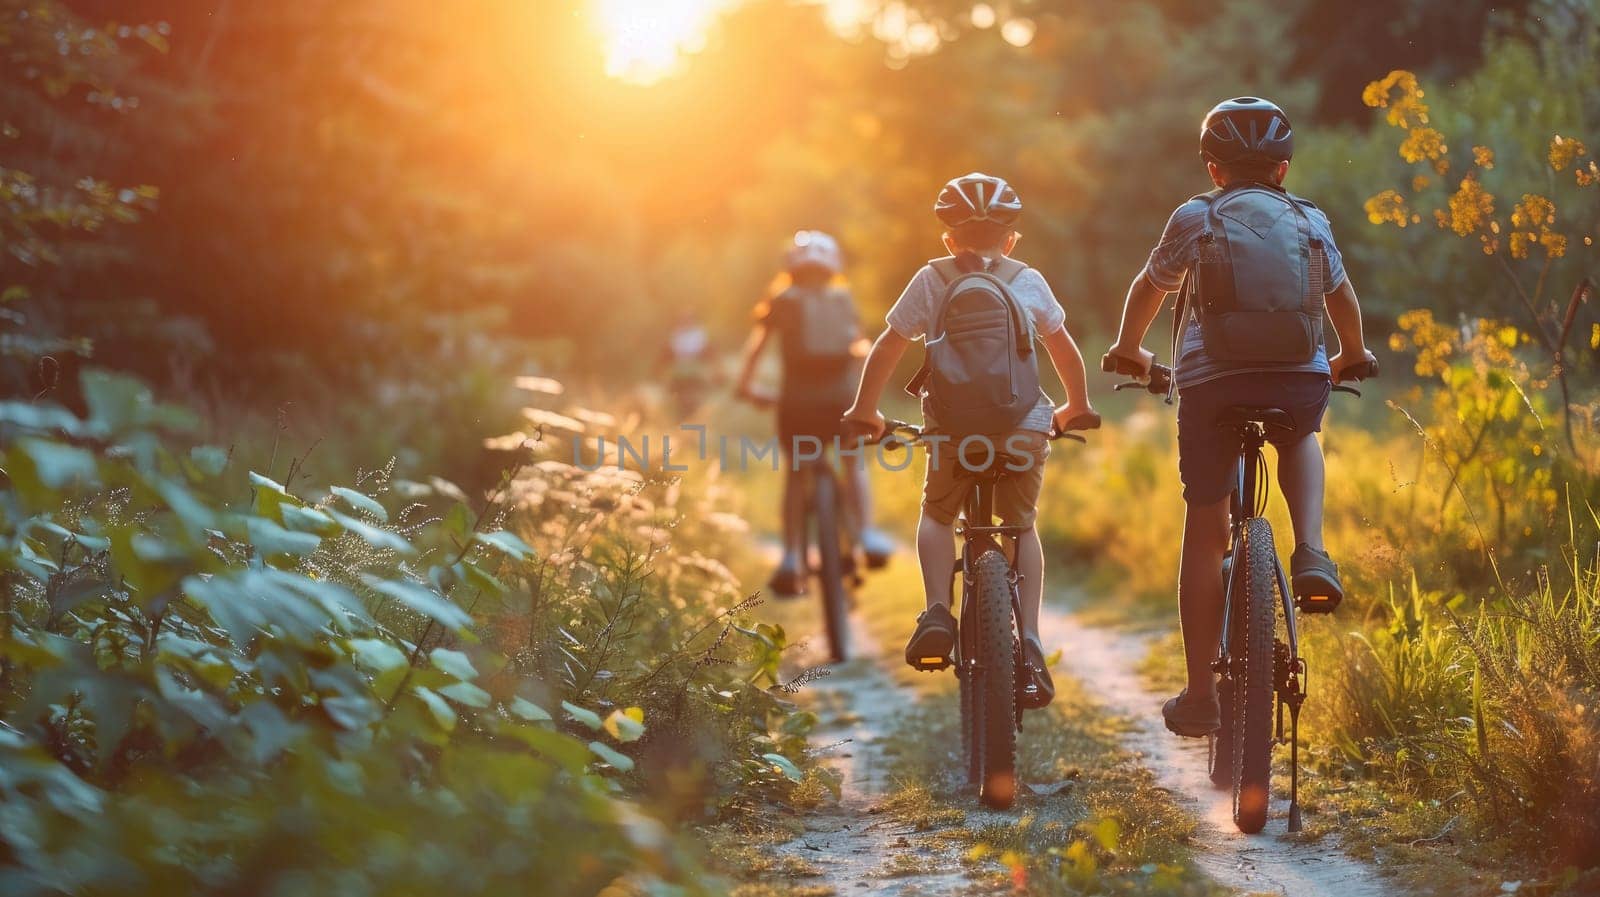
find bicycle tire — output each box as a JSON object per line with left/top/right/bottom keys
{"left": 1232, "top": 516, "right": 1277, "bottom": 833}
{"left": 970, "top": 549, "right": 1017, "bottom": 810}
{"left": 1210, "top": 553, "right": 1240, "bottom": 788}
{"left": 813, "top": 472, "right": 849, "bottom": 663}
{"left": 958, "top": 659, "right": 979, "bottom": 788}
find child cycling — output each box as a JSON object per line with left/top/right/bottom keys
{"left": 842, "top": 173, "right": 1096, "bottom": 706}
{"left": 1103, "top": 98, "right": 1378, "bottom": 737}
{"left": 734, "top": 230, "right": 896, "bottom": 597}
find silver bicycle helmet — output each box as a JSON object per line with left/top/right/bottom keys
{"left": 934, "top": 172, "right": 1023, "bottom": 228}
{"left": 784, "top": 230, "right": 843, "bottom": 273}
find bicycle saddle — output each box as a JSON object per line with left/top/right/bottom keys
{"left": 959, "top": 445, "right": 1033, "bottom": 478}
{"left": 1219, "top": 405, "right": 1297, "bottom": 436}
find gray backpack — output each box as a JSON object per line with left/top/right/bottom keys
{"left": 778, "top": 285, "right": 860, "bottom": 368}
{"left": 1186, "top": 184, "right": 1325, "bottom": 363}
{"left": 908, "top": 255, "right": 1040, "bottom": 435}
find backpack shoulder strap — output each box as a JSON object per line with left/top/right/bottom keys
{"left": 928, "top": 256, "right": 963, "bottom": 286}
{"left": 990, "top": 256, "right": 1027, "bottom": 284}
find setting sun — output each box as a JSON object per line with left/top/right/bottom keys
{"left": 592, "top": 0, "right": 733, "bottom": 84}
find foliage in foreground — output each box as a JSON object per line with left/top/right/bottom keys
{"left": 0, "top": 371, "right": 815, "bottom": 895}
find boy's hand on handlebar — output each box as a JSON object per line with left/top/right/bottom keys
{"left": 1330, "top": 348, "right": 1379, "bottom": 383}
{"left": 1102, "top": 344, "right": 1155, "bottom": 379}
{"left": 840, "top": 406, "right": 886, "bottom": 442}
{"left": 1051, "top": 402, "right": 1101, "bottom": 437}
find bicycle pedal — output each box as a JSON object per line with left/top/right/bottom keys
{"left": 1295, "top": 593, "right": 1341, "bottom": 614}
{"left": 910, "top": 656, "right": 953, "bottom": 672}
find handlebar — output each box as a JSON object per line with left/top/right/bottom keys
{"left": 878, "top": 415, "right": 1100, "bottom": 445}
{"left": 1102, "top": 353, "right": 1173, "bottom": 396}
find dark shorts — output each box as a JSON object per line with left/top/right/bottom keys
{"left": 1176, "top": 372, "right": 1331, "bottom": 504}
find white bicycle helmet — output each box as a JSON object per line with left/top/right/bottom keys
{"left": 784, "top": 230, "right": 843, "bottom": 273}
{"left": 934, "top": 172, "right": 1023, "bottom": 228}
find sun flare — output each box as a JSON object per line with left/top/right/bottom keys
{"left": 592, "top": 0, "right": 733, "bottom": 84}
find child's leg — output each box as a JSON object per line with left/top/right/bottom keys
{"left": 1014, "top": 526, "right": 1043, "bottom": 640}
{"left": 1275, "top": 434, "right": 1326, "bottom": 550}
{"left": 915, "top": 510, "right": 956, "bottom": 609}
{"left": 1177, "top": 495, "right": 1231, "bottom": 699}
{"left": 779, "top": 451, "right": 806, "bottom": 562}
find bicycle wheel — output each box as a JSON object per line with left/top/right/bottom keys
{"left": 1232, "top": 516, "right": 1277, "bottom": 833}
{"left": 812, "top": 472, "right": 849, "bottom": 663}
{"left": 969, "top": 548, "right": 1018, "bottom": 810}
{"left": 1209, "top": 553, "right": 1239, "bottom": 788}
{"left": 957, "top": 599, "right": 979, "bottom": 788}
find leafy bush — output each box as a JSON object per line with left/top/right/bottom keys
{"left": 0, "top": 369, "right": 815, "bottom": 895}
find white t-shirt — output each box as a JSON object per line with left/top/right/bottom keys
{"left": 886, "top": 259, "right": 1066, "bottom": 433}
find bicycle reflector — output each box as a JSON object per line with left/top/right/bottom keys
{"left": 1297, "top": 593, "right": 1339, "bottom": 614}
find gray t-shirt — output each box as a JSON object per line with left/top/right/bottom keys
{"left": 1145, "top": 190, "right": 1346, "bottom": 389}
{"left": 886, "top": 260, "right": 1066, "bottom": 433}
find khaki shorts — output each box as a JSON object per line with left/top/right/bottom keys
{"left": 921, "top": 431, "right": 1049, "bottom": 527}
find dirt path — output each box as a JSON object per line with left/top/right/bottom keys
{"left": 775, "top": 628, "right": 977, "bottom": 896}
{"left": 1036, "top": 609, "right": 1397, "bottom": 897}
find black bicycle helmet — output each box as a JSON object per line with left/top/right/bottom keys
{"left": 1200, "top": 97, "right": 1294, "bottom": 164}
{"left": 934, "top": 172, "right": 1023, "bottom": 228}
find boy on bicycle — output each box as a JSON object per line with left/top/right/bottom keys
{"left": 842, "top": 173, "right": 1096, "bottom": 705}
{"left": 1103, "top": 98, "right": 1378, "bottom": 736}
{"left": 734, "top": 230, "right": 896, "bottom": 597}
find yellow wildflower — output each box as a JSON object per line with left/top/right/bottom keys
{"left": 1539, "top": 231, "right": 1567, "bottom": 258}
{"left": 1363, "top": 70, "right": 1430, "bottom": 128}
{"left": 1549, "top": 134, "right": 1588, "bottom": 172}
{"left": 1509, "top": 231, "right": 1531, "bottom": 259}
{"left": 1590, "top": 323, "right": 1599, "bottom": 351}
{"left": 1510, "top": 194, "right": 1555, "bottom": 228}
{"left": 1364, "top": 189, "right": 1410, "bottom": 227}
{"left": 1400, "top": 127, "right": 1447, "bottom": 164}
{"left": 1412, "top": 174, "right": 1431, "bottom": 191}
{"left": 1443, "top": 177, "right": 1494, "bottom": 236}
{"left": 1472, "top": 145, "right": 1494, "bottom": 168}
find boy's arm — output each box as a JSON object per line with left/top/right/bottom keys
{"left": 1325, "top": 277, "right": 1377, "bottom": 380}
{"left": 841, "top": 328, "right": 911, "bottom": 439}
{"left": 732, "top": 324, "right": 775, "bottom": 403}
{"left": 1105, "top": 265, "right": 1168, "bottom": 374}
{"left": 1040, "top": 324, "right": 1097, "bottom": 431}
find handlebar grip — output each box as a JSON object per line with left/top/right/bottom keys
{"left": 1147, "top": 363, "right": 1174, "bottom": 395}
{"left": 1057, "top": 411, "right": 1101, "bottom": 432}
{"left": 1101, "top": 353, "right": 1147, "bottom": 377}
{"left": 1335, "top": 358, "right": 1380, "bottom": 383}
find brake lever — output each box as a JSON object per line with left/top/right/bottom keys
{"left": 1113, "top": 381, "right": 1146, "bottom": 392}
{"left": 1332, "top": 383, "right": 1362, "bottom": 397}
{"left": 1050, "top": 431, "right": 1087, "bottom": 443}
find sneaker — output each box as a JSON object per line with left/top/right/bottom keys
{"left": 905, "top": 603, "right": 956, "bottom": 671}
{"left": 1290, "top": 543, "right": 1343, "bottom": 613}
{"left": 859, "top": 527, "right": 895, "bottom": 570}
{"left": 1018, "top": 635, "right": 1055, "bottom": 709}
{"left": 1162, "top": 688, "right": 1220, "bottom": 737}
{"left": 767, "top": 560, "right": 806, "bottom": 599}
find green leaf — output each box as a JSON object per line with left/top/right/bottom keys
{"left": 589, "top": 741, "right": 634, "bottom": 772}
{"left": 328, "top": 510, "right": 416, "bottom": 555}
{"left": 330, "top": 486, "right": 388, "bottom": 522}
{"left": 457, "top": 560, "right": 505, "bottom": 596}
{"left": 510, "top": 696, "right": 552, "bottom": 723}
{"left": 761, "top": 752, "right": 804, "bottom": 783}
{"left": 562, "top": 701, "right": 603, "bottom": 730}
{"left": 15, "top": 438, "right": 97, "bottom": 489}
{"left": 603, "top": 707, "right": 645, "bottom": 743}
{"left": 189, "top": 445, "right": 229, "bottom": 477}
{"left": 246, "top": 517, "right": 321, "bottom": 558}
{"left": 442, "top": 502, "right": 474, "bottom": 542}
{"left": 414, "top": 686, "right": 456, "bottom": 731}
{"left": 349, "top": 638, "right": 408, "bottom": 674}
{"left": 474, "top": 530, "right": 535, "bottom": 561}
{"left": 429, "top": 648, "right": 478, "bottom": 681}
{"left": 359, "top": 575, "right": 470, "bottom": 630}
{"left": 81, "top": 370, "right": 150, "bottom": 435}
{"left": 439, "top": 681, "right": 491, "bottom": 708}
{"left": 280, "top": 504, "right": 338, "bottom": 535}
